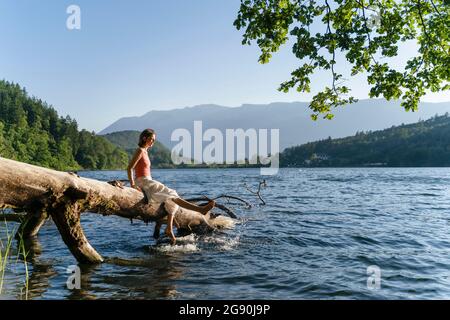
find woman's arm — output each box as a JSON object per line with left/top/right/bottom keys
{"left": 127, "top": 148, "right": 143, "bottom": 189}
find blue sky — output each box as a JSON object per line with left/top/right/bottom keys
{"left": 1, "top": 0, "right": 449, "bottom": 132}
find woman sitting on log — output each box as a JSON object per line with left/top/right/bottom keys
{"left": 127, "top": 128, "right": 215, "bottom": 245}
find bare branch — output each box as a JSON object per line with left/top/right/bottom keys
{"left": 355, "top": 0, "right": 379, "bottom": 65}
{"left": 0, "top": 213, "right": 26, "bottom": 222}
{"left": 325, "top": 0, "right": 338, "bottom": 93}
{"left": 244, "top": 180, "right": 267, "bottom": 205}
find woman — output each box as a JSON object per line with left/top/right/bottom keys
{"left": 127, "top": 128, "right": 215, "bottom": 245}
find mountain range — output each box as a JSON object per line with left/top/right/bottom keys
{"left": 99, "top": 99, "right": 450, "bottom": 152}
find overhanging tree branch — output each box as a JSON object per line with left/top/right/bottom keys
{"left": 234, "top": 0, "right": 450, "bottom": 117}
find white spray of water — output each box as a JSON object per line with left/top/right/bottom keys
{"left": 154, "top": 234, "right": 199, "bottom": 253}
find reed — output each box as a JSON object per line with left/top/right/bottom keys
{"left": 0, "top": 220, "right": 15, "bottom": 295}
{"left": 0, "top": 218, "right": 30, "bottom": 299}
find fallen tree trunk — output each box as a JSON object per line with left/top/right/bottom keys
{"left": 0, "top": 157, "right": 232, "bottom": 264}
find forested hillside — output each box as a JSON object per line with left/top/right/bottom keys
{"left": 281, "top": 114, "right": 450, "bottom": 167}
{"left": 0, "top": 80, "right": 128, "bottom": 170}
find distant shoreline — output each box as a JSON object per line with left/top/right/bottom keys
{"left": 73, "top": 165, "right": 450, "bottom": 173}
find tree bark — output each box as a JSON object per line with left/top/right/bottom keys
{"left": 0, "top": 157, "right": 229, "bottom": 264}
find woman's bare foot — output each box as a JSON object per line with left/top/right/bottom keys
{"left": 165, "top": 228, "right": 176, "bottom": 245}
{"left": 200, "top": 200, "right": 215, "bottom": 214}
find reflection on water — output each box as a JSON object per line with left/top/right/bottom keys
{"left": 2, "top": 168, "right": 450, "bottom": 299}
{"left": 101, "top": 255, "right": 184, "bottom": 299}
{"left": 25, "top": 261, "right": 58, "bottom": 300}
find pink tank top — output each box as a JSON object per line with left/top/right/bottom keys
{"left": 134, "top": 148, "right": 151, "bottom": 178}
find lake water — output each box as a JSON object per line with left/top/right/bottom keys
{"left": 2, "top": 167, "right": 450, "bottom": 299}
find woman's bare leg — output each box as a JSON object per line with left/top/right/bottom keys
{"left": 164, "top": 213, "right": 176, "bottom": 245}
{"left": 172, "top": 198, "right": 215, "bottom": 214}
{"left": 153, "top": 220, "right": 162, "bottom": 239}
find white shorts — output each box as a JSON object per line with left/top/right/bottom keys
{"left": 135, "top": 176, "right": 180, "bottom": 215}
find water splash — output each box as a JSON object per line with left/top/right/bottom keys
{"left": 203, "top": 235, "right": 240, "bottom": 251}
{"left": 151, "top": 234, "right": 199, "bottom": 253}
